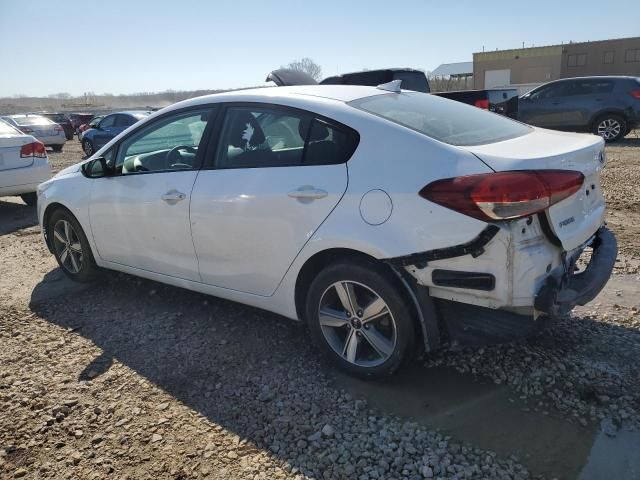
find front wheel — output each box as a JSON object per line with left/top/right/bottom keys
{"left": 593, "top": 114, "right": 627, "bottom": 142}
{"left": 306, "top": 260, "right": 415, "bottom": 378}
{"left": 48, "top": 209, "right": 100, "bottom": 282}
{"left": 82, "top": 138, "right": 94, "bottom": 156}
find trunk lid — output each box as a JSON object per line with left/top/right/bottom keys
{"left": 460, "top": 127, "right": 606, "bottom": 251}
{"left": 0, "top": 134, "right": 36, "bottom": 171}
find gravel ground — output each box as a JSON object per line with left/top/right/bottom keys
{"left": 1, "top": 136, "right": 639, "bottom": 479}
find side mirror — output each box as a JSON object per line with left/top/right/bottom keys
{"left": 82, "top": 157, "right": 114, "bottom": 178}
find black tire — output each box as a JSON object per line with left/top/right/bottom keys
{"left": 592, "top": 114, "right": 627, "bottom": 143}
{"left": 48, "top": 208, "right": 100, "bottom": 282}
{"left": 52, "top": 145, "right": 63, "bottom": 152}
{"left": 20, "top": 192, "right": 37, "bottom": 206}
{"left": 82, "top": 138, "right": 94, "bottom": 156}
{"left": 306, "top": 259, "right": 416, "bottom": 378}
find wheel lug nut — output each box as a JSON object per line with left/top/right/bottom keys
{"left": 364, "top": 324, "right": 370, "bottom": 329}
{"left": 346, "top": 312, "right": 351, "bottom": 318}
{"left": 357, "top": 310, "right": 363, "bottom": 317}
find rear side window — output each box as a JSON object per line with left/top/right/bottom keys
{"left": 214, "top": 106, "right": 359, "bottom": 169}
{"left": 115, "top": 114, "right": 136, "bottom": 127}
{"left": 350, "top": 92, "right": 531, "bottom": 146}
{"left": 573, "top": 80, "right": 614, "bottom": 95}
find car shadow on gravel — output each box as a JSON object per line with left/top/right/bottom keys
{"left": 0, "top": 199, "right": 37, "bottom": 236}
{"left": 28, "top": 268, "right": 640, "bottom": 479}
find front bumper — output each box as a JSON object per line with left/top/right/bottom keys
{"left": 534, "top": 226, "right": 617, "bottom": 316}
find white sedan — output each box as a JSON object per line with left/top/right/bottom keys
{"left": 0, "top": 119, "right": 51, "bottom": 205}
{"left": 2, "top": 114, "right": 67, "bottom": 152}
{"left": 37, "top": 84, "right": 617, "bottom": 377}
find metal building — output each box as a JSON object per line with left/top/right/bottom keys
{"left": 473, "top": 37, "right": 640, "bottom": 93}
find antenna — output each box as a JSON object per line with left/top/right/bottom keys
{"left": 376, "top": 80, "right": 402, "bottom": 93}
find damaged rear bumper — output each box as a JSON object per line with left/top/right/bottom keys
{"left": 534, "top": 226, "right": 617, "bottom": 317}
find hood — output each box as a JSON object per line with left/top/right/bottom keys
{"left": 266, "top": 69, "right": 318, "bottom": 87}
{"left": 54, "top": 162, "right": 84, "bottom": 178}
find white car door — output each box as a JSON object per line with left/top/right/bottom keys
{"left": 89, "top": 108, "right": 215, "bottom": 281}
{"left": 190, "top": 104, "right": 357, "bottom": 296}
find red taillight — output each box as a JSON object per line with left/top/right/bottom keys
{"left": 474, "top": 99, "right": 490, "bottom": 109}
{"left": 20, "top": 127, "right": 34, "bottom": 134}
{"left": 20, "top": 141, "right": 47, "bottom": 158}
{"left": 420, "top": 170, "right": 584, "bottom": 221}
{"left": 630, "top": 89, "right": 640, "bottom": 99}
{"left": 54, "top": 124, "right": 63, "bottom": 132}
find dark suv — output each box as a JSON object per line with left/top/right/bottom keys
{"left": 518, "top": 76, "right": 640, "bottom": 142}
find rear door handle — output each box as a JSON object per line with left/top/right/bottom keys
{"left": 288, "top": 186, "right": 328, "bottom": 200}
{"left": 161, "top": 190, "right": 186, "bottom": 203}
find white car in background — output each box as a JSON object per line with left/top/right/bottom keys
{"left": 36, "top": 84, "right": 617, "bottom": 377}
{"left": 1, "top": 114, "right": 66, "bottom": 152}
{"left": 0, "top": 119, "right": 51, "bottom": 205}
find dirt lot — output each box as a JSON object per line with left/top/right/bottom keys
{"left": 1, "top": 138, "right": 639, "bottom": 480}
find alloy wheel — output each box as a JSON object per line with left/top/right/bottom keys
{"left": 83, "top": 140, "right": 93, "bottom": 156}
{"left": 597, "top": 118, "right": 621, "bottom": 140}
{"left": 318, "top": 281, "right": 397, "bottom": 367}
{"left": 52, "top": 219, "right": 83, "bottom": 274}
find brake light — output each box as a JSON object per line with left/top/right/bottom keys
{"left": 20, "top": 127, "right": 34, "bottom": 134}
{"left": 474, "top": 99, "right": 490, "bottom": 109}
{"left": 420, "top": 170, "right": 584, "bottom": 221}
{"left": 630, "top": 89, "right": 640, "bottom": 99}
{"left": 54, "top": 124, "right": 63, "bottom": 132}
{"left": 20, "top": 141, "right": 47, "bottom": 158}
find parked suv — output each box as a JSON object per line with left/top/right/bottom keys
{"left": 518, "top": 76, "right": 640, "bottom": 142}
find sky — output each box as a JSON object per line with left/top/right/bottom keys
{"left": 0, "top": 0, "right": 638, "bottom": 97}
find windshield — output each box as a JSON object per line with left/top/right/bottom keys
{"left": 11, "top": 116, "right": 53, "bottom": 126}
{"left": 350, "top": 92, "right": 531, "bottom": 146}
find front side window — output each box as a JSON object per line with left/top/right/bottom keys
{"left": 114, "top": 109, "right": 212, "bottom": 175}
{"left": 350, "top": 92, "right": 531, "bottom": 146}
{"left": 99, "top": 115, "right": 116, "bottom": 129}
{"left": 529, "top": 82, "right": 572, "bottom": 100}
{"left": 214, "top": 106, "right": 359, "bottom": 169}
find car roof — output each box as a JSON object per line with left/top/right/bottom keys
{"left": 182, "top": 85, "right": 388, "bottom": 107}
{"left": 551, "top": 75, "right": 638, "bottom": 82}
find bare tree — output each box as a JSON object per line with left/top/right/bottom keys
{"left": 282, "top": 58, "right": 322, "bottom": 81}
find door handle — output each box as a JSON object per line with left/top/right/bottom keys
{"left": 161, "top": 190, "right": 186, "bottom": 203}
{"left": 288, "top": 187, "right": 328, "bottom": 200}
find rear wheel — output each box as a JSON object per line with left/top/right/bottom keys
{"left": 593, "top": 114, "right": 626, "bottom": 142}
{"left": 48, "top": 209, "right": 99, "bottom": 282}
{"left": 20, "top": 192, "right": 37, "bottom": 206}
{"left": 82, "top": 138, "right": 94, "bottom": 156}
{"left": 306, "top": 260, "right": 415, "bottom": 378}
{"left": 52, "top": 145, "right": 63, "bottom": 152}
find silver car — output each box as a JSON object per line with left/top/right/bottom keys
{"left": 1, "top": 114, "right": 67, "bottom": 152}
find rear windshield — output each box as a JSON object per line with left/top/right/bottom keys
{"left": 350, "top": 92, "right": 531, "bottom": 146}
{"left": 11, "top": 116, "right": 53, "bottom": 126}
{"left": 0, "top": 120, "right": 18, "bottom": 135}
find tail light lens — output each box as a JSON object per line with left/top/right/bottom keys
{"left": 630, "top": 89, "right": 640, "bottom": 99}
{"left": 420, "top": 170, "right": 584, "bottom": 221}
{"left": 474, "top": 99, "right": 490, "bottom": 109}
{"left": 20, "top": 127, "right": 34, "bottom": 134}
{"left": 20, "top": 141, "right": 47, "bottom": 158}
{"left": 54, "top": 124, "right": 64, "bottom": 132}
